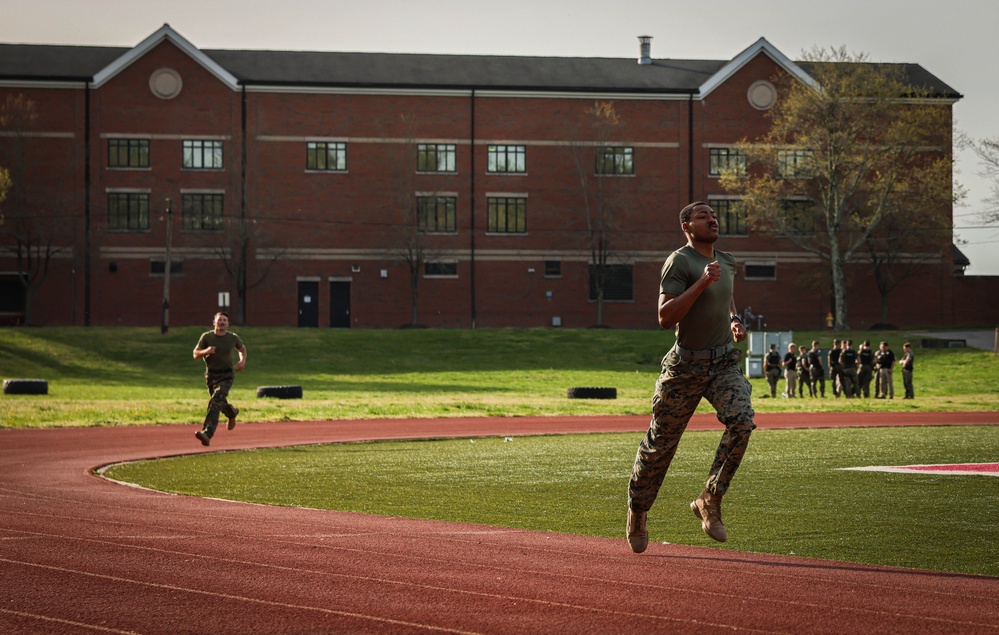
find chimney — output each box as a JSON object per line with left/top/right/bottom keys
{"left": 638, "top": 36, "right": 652, "bottom": 65}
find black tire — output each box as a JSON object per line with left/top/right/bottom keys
{"left": 3, "top": 379, "right": 49, "bottom": 395}
{"left": 256, "top": 385, "right": 303, "bottom": 399}
{"left": 566, "top": 386, "right": 617, "bottom": 400}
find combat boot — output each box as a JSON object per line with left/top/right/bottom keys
{"left": 691, "top": 490, "right": 727, "bottom": 542}
{"left": 626, "top": 508, "right": 648, "bottom": 553}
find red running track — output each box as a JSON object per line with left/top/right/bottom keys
{"left": 1, "top": 411, "right": 998, "bottom": 634}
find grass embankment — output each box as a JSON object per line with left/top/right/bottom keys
{"left": 2, "top": 326, "right": 997, "bottom": 428}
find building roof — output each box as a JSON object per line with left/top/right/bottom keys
{"left": 0, "top": 26, "right": 962, "bottom": 99}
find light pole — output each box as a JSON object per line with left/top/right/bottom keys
{"left": 161, "top": 197, "right": 172, "bottom": 335}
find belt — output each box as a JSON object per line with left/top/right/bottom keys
{"left": 672, "top": 342, "right": 734, "bottom": 362}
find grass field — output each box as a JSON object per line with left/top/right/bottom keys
{"left": 2, "top": 326, "right": 997, "bottom": 428}
{"left": 5, "top": 326, "right": 998, "bottom": 577}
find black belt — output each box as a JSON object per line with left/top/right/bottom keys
{"left": 206, "top": 369, "right": 234, "bottom": 376}
{"left": 673, "top": 342, "right": 734, "bottom": 362}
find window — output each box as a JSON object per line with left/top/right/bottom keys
{"left": 487, "top": 145, "right": 526, "bottom": 173}
{"left": 182, "top": 193, "right": 224, "bottom": 231}
{"left": 306, "top": 141, "right": 347, "bottom": 171}
{"left": 150, "top": 260, "right": 183, "bottom": 276}
{"left": 745, "top": 263, "right": 777, "bottom": 280}
{"left": 781, "top": 199, "right": 817, "bottom": 235}
{"left": 487, "top": 196, "right": 527, "bottom": 234}
{"left": 778, "top": 149, "right": 813, "bottom": 178}
{"left": 589, "top": 264, "right": 634, "bottom": 301}
{"left": 544, "top": 260, "right": 562, "bottom": 278}
{"left": 182, "top": 140, "right": 223, "bottom": 169}
{"left": 108, "top": 139, "right": 149, "bottom": 168}
{"left": 416, "top": 195, "right": 456, "bottom": 233}
{"left": 417, "top": 144, "right": 456, "bottom": 172}
{"left": 595, "top": 146, "right": 634, "bottom": 175}
{"left": 708, "top": 148, "right": 746, "bottom": 177}
{"left": 424, "top": 261, "right": 458, "bottom": 277}
{"left": 712, "top": 199, "right": 748, "bottom": 236}
{"left": 107, "top": 192, "right": 150, "bottom": 230}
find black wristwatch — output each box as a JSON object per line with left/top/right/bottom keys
{"left": 730, "top": 314, "right": 744, "bottom": 325}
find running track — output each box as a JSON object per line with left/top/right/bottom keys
{"left": 2, "top": 412, "right": 998, "bottom": 634}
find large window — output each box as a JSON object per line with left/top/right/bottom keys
{"left": 711, "top": 199, "right": 748, "bottom": 236}
{"left": 778, "top": 149, "right": 813, "bottom": 178}
{"left": 107, "top": 192, "right": 150, "bottom": 230}
{"left": 709, "top": 148, "right": 747, "bottom": 177}
{"left": 417, "top": 144, "right": 456, "bottom": 172}
{"left": 306, "top": 141, "right": 347, "bottom": 171}
{"left": 487, "top": 196, "right": 527, "bottom": 234}
{"left": 595, "top": 146, "right": 634, "bottom": 175}
{"left": 781, "top": 199, "right": 818, "bottom": 235}
{"left": 416, "top": 195, "right": 457, "bottom": 233}
{"left": 108, "top": 139, "right": 149, "bottom": 168}
{"left": 182, "top": 140, "right": 223, "bottom": 169}
{"left": 424, "top": 261, "right": 458, "bottom": 278}
{"left": 589, "top": 264, "right": 634, "bottom": 301}
{"left": 182, "top": 193, "right": 224, "bottom": 231}
{"left": 487, "top": 145, "right": 526, "bottom": 173}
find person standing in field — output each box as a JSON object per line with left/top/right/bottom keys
{"left": 627, "top": 201, "right": 757, "bottom": 552}
{"left": 808, "top": 340, "right": 825, "bottom": 397}
{"left": 782, "top": 342, "right": 798, "bottom": 399}
{"left": 764, "top": 343, "right": 782, "bottom": 398}
{"left": 827, "top": 339, "right": 843, "bottom": 397}
{"left": 193, "top": 311, "right": 247, "bottom": 446}
{"left": 875, "top": 341, "right": 896, "bottom": 399}
{"left": 900, "top": 342, "right": 915, "bottom": 399}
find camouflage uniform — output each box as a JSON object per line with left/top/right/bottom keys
{"left": 629, "top": 347, "right": 756, "bottom": 512}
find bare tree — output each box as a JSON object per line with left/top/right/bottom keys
{"left": 721, "top": 48, "right": 955, "bottom": 329}
{"left": 0, "top": 94, "right": 70, "bottom": 325}
{"left": 564, "top": 101, "right": 637, "bottom": 327}
{"left": 971, "top": 136, "right": 999, "bottom": 224}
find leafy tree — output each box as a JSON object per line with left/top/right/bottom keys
{"left": 721, "top": 48, "right": 955, "bottom": 329}
{"left": 971, "top": 136, "right": 999, "bottom": 224}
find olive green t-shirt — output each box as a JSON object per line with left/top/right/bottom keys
{"left": 659, "top": 245, "right": 737, "bottom": 351}
{"left": 197, "top": 331, "right": 244, "bottom": 372}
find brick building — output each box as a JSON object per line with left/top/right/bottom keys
{"left": 1, "top": 25, "right": 993, "bottom": 329}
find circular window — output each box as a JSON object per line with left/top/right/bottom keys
{"left": 747, "top": 80, "right": 777, "bottom": 110}
{"left": 149, "top": 68, "right": 183, "bottom": 100}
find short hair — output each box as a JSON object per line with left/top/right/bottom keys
{"left": 679, "top": 201, "right": 711, "bottom": 224}
{"left": 880, "top": 341, "right": 889, "bottom": 347}
{"left": 812, "top": 340, "right": 820, "bottom": 347}
{"left": 832, "top": 339, "right": 840, "bottom": 345}
{"left": 214, "top": 311, "right": 229, "bottom": 319}
{"left": 903, "top": 342, "right": 911, "bottom": 348}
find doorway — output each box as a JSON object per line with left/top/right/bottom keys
{"left": 297, "top": 280, "right": 319, "bottom": 327}
{"left": 329, "top": 280, "right": 351, "bottom": 328}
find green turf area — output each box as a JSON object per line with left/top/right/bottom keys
{"left": 103, "top": 424, "right": 999, "bottom": 577}
{"left": 2, "top": 327, "right": 997, "bottom": 427}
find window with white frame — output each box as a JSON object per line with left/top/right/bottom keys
{"left": 306, "top": 141, "right": 347, "bottom": 171}
{"left": 417, "top": 144, "right": 456, "bottom": 173}
{"left": 487, "top": 144, "right": 526, "bottom": 173}
{"left": 182, "top": 140, "right": 223, "bottom": 169}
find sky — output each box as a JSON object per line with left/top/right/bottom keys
{"left": 3, "top": 0, "right": 998, "bottom": 274}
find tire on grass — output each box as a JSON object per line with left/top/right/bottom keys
{"left": 566, "top": 386, "right": 617, "bottom": 400}
{"left": 256, "top": 385, "right": 303, "bottom": 399}
{"left": 3, "top": 379, "right": 49, "bottom": 395}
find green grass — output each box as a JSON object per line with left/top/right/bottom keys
{"left": 2, "top": 326, "right": 997, "bottom": 428}
{"left": 6, "top": 326, "right": 999, "bottom": 576}
{"left": 103, "top": 425, "right": 999, "bottom": 577}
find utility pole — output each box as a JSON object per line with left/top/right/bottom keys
{"left": 161, "top": 198, "right": 172, "bottom": 335}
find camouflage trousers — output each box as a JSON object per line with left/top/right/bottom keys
{"left": 628, "top": 347, "right": 756, "bottom": 513}
{"left": 203, "top": 371, "right": 237, "bottom": 438}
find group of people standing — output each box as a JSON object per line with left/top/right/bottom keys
{"left": 764, "top": 339, "right": 915, "bottom": 400}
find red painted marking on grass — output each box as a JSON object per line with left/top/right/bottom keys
{"left": 842, "top": 463, "right": 999, "bottom": 476}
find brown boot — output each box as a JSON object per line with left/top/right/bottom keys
{"left": 626, "top": 508, "right": 648, "bottom": 553}
{"left": 227, "top": 406, "right": 239, "bottom": 431}
{"left": 690, "top": 490, "right": 727, "bottom": 542}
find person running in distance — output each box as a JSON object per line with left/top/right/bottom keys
{"left": 193, "top": 311, "right": 247, "bottom": 446}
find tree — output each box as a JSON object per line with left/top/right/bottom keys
{"left": 0, "top": 94, "right": 70, "bottom": 325}
{"left": 971, "top": 136, "right": 999, "bottom": 224}
{"left": 720, "top": 48, "right": 955, "bottom": 329}
{"left": 565, "top": 101, "right": 638, "bottom": 327}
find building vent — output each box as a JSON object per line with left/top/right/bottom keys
{"left": 638, "top": 36, "right": 652, "bottom": 65}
